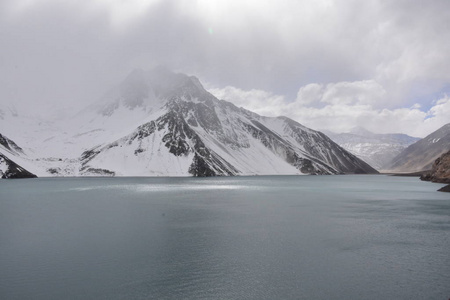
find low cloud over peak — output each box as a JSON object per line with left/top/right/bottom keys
{"left": 1, "top": 0, "right": 449, "bottom": 135}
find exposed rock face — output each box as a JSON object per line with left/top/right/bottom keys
{"left": 0, "top": 153, "right": 37, "bottom": 179}
{"left": 420, "top": 150, "right": 450, "bottom": 192}
{"left": 438, "top": 185, "right": 450, "bottom": 192}
{"left": 0, "top": 133, "right": 24, "bottom": 156}
{"left": 0, "top": 133, "right": 37, "bottom": 179}
{"left": 389, "top": 123, "right": 450, "bottom": 172}
{"left": 430, "top": 150, "right": 450, "bottom": 183}
{"left": 420, "top": 150, "right": 450, "bottom": 183}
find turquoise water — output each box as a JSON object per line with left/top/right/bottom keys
{"left": 1, "top": 175, "right": 449, "bottom": 299}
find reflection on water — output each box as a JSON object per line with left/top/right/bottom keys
{"left": 0, "top": 175, "right": 449, "bottom": 300}
{"left": 68, "top": 183, "right": 253, "bottom": 193}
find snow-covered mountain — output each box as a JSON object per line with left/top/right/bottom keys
{"left": 325, "top": 127, "right": 420, "bottom": 170}
{"left": 388, "top": 123, "right": 450, "bottom": 172}
{"left": 0, "top": 68, "right": 378, "bottom": 177}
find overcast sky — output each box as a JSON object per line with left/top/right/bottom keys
{"left": 1, "top": 0, "right": 449, "bottom": 137}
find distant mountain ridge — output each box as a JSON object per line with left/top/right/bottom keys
{"left": 389, "top": 123, "right": 450, "bottom": 172}
{"left": 0, "top": 68, "right": 377, "bottom": 177}
{"left": 325, "top": 127, "right": 420, "bottom": 170}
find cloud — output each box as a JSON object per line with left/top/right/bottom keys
{"left": 208, "top": 86, "right": 286, "bottom": 117}
{"left": 208, "top": 82, "right": 450, "bottom": 137}
{"left": 295, "top": 84, "right": 323, "bottom": 106}
{"left": 309, "top": 80, "right": 386, "bottom": 106}
{"left": 289, "top": 80, "right": 387, "bottom": 108}
{"left": 0, "top": 0, "right": 449, "bottom": 131}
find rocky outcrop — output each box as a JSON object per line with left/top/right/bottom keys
{"left": 0, "top": 133, "right": 24, "bottom": 155}
{"left": 0, "top": 133, "right": 37, "bottom": 179}
{"left": 420, "top": 150, "right": 450, "bottom": 192}
{"left": 0, "top": 153, "right": 37, "bottom": 179}
{"left": 438, "top": 185, "right": 450, "bottom": 192}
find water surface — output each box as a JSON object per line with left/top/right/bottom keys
{"left": 1, "top": 175, "right": 449, "bottom": 299}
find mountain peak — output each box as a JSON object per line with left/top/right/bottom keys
{"left": 76, "top": 71, "right": 377, "bottom": 176}
{"left": 143, "top": 67, "right": 206, "bottom": 96}
{"left": 187, "top": 75, "right": 205, "bottom": 91}
{"left": 94, "top": 68, "right": 212, "bottom": 116}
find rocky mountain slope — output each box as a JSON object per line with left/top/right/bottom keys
{"left": 0, "top": 68, "right": 378, "bottom": 177}
{"left": 420, "top": 150, "right": 450, "bottom": 192}
{"left": 325, "top": 127, "right": 419, "bottom": 170}
{"left": 0, "top": 133, "right": 24, "bottom": 156}
{"left": 0, "top": 154, "right": 37, "bottom": 179}
{"left": 388, "top": 123, "right": 450, "bottom": 172}
{"left": 0, "top": 134, "right": 37, "bottom": 178}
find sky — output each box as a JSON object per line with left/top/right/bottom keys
{"left": 1, "top": 0, "right": 449, "bottom": 137}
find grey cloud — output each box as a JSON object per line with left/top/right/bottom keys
{"left": 0, "top": 0, "right": 449, "bottom": 117}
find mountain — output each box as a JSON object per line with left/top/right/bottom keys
{"left": 325, "top": 127, "right": 420, "bottom": 170}
{"left": 78, "top": 68, "right": 377, "bottom": 176}
{"left": 0, "top": 68, "right": 378, "bottom": 177}
{"left": 389, "top": 123, "right": 450, "bottom": 172}
{"left": 0, "top": 134, "right": 37, "bottom": 178}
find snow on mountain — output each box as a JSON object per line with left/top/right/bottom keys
{"left": 388, "top": 123, "right": 450, "bottom": 172}
{"left": 79, "top": 69, "right": 377, "bottom": 176}
{"left": 0, "top": 69, "right": 175, "bottom": 176}
{"left": 325, "top": 127, "right": 420, "bottom": 170}
{"left": 0, "top": 68, "right": 378, "bottom": 177}
{"left": 0, "top": 105, "right": 84, "bottom": 177}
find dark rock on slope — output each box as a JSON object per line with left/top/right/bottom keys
{"left": 438, "top": 185, "right": 450, "bottom": 192}
{"left": 0, "top": 133, "right": 24, "bottom": 155}
{"left": 420, "top": 150, "right": 450, "bottom": 192}
{"left": 0, "top": 153, "right": 37, "bottom": 179}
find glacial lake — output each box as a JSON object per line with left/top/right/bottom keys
{"left": 0, "top": 175, "right": 449, "bottom": 300}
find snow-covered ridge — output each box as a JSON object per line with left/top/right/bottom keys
{"left": 0, "top": 68, "right": 378, "bottom": 177}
